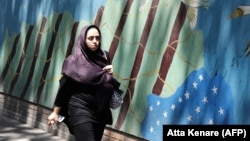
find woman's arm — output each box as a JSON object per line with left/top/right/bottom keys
{"left": 48, "top": 76, "right": 69, "bottom": 125}
{"left": 48, "top": 106, "right": 61, "bottom": 125}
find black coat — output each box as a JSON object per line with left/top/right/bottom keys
{"left": 54, "top": 76, "right": 113, "bottom": 135}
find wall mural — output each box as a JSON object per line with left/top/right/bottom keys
{"left": 1, "top": 0, "right": 250, "bottom": 140}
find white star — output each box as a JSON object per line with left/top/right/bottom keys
{"left": 218, "top": 107, "right": 224, "bottom": 115}
{"left": 171, "top": 104, "right": 176, "bottom": 111}
{"left": 157, "top": 101, "right": 161, "bottom": 106}
{"left": 199, "top": 75, "right": 204, "bottom": 81}
{"left": 202, "top": 96, "right": 208, "bottom": 104}
{"left": 149, "top": 106, "right": 153, "bottom": 111}
{"left": 163, "top": 111, "right": 168, "bottom": 118}
{"left": 186, "top": 114, "right": 192, "bottom": 122}
{"left": 211, "top": 86, "right": 218, "bottom": 94}
{"left": 150, "top": 126, "right": 154, "bottom": 133}
{"left": 178, "top": 97, "right": 183, "bottom": 103}
{"left": 193, "top": 81, "right": 198, "bottom": 89}
{"left": 195, "top": 106, "right": 200, "bottom": 114}
{"left": 184, "top": 91, "right": 190, "bottom": 99}
{"left": 156, "top": 120, "right": 160, "bottom": 126}
{"left": 208, "top": 119, "right": 214, "bottom": 125}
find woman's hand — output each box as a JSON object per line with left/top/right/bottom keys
{"left": 48, "top": 106, "right": 61, "bottom": 126}
{"left": 48, "top": 112, "right": 59, "bottom": 126}
{"left": 103, "top": 65, "right": 114, "bottom": 74}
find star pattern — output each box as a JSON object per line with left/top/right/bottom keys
{"left": 141, "top": 68, "right": 234, "bottom": 141}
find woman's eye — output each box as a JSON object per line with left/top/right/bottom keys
{"left": 95, "top": 36, "right": 100, "bottom": 40}
{"left": 87, "top": 36, "right": 100, "bottom": 41}
{"left": 88, "top": 37, "right": 94, "bottom": 40}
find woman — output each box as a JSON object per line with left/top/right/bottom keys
{"left": 48, "top": 25, "right": 122, "bottom": 141}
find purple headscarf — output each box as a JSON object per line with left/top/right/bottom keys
{"left": 62, "top": 25, "right": 121, "bottom": 91}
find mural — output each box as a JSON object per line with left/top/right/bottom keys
{"left": 1, "top": 0, "right": 250, "bottom": 140}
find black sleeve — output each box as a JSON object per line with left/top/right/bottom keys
{"left": 53, "top": 76, "right": 72, "bottom": 133}
{"left": 54, "top": 75, "right": 71, "bottom": 107}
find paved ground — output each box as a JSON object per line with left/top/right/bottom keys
{"left": 0, "top": 115, "right": 67, "bottom": 141}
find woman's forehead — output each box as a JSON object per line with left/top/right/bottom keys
{"left": 86, "top": 28, "right": 100, "bottom": 36}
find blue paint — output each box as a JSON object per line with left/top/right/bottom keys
{"left": 196, "top": 0, "right": 250, "bottom": 123}
{"left": 0, "top": 0, "right": 106, "bottom": 47}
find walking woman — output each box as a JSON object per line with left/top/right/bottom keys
{"left": 48, "top": 24, "right": 122, "bottom": 141}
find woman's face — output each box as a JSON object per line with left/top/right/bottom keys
{"left": 85, "top": 27, "right": 100, "bottom": 51}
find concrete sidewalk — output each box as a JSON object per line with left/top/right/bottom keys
{"left": 0, "top": 115, "right": 67, "bottom": 141}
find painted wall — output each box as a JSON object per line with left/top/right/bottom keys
{"left": 1, "top": 0, "right": 250, "bottom": 140}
